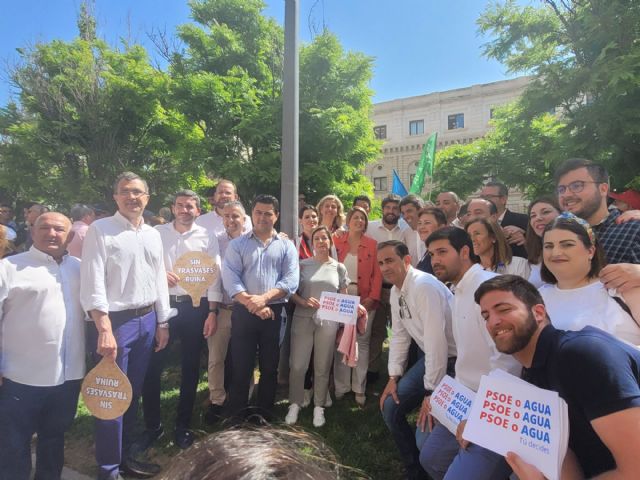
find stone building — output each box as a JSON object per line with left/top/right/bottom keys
{"left": 367, "top": 76, "right": 532, "bottom": 211}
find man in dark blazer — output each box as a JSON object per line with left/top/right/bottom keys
{"left": 481, "top": 181, "right": 528, "bottom": 258}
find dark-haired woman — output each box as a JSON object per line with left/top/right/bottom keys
{"left": 540, "top": 213, "right": 640, "bottom": 345}
{"left": 524, "top": 196, "right": 561, "bottom": 287}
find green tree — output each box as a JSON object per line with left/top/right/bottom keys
{"left": 477, "top": 0, "right": 640, "bottom": 190}
{"left": 0, "top": 34, "right": 202, "bottom": 208}
{"left": 171, "top": 0, "right": 378, "bottom": 205}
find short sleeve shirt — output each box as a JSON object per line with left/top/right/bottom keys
{"left": 295, "top": 257, "right": 349, "bottom": 318}
{"left": 523, "top": 325, "right": 640, "bottom": 477}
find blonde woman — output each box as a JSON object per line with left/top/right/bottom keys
{"left": 316, "top": 195, "right": 345, "bottom": 233}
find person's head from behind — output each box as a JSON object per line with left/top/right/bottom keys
{"left": 158, "top": 426, "right": 348, "bottom": 480}
{"left": 540, "top": 213, "right": 605, "bottom": 285}
{"left": 426, "top": 226, "right": 479, "bottom": 284}
{"left": 26, "top": 203, "right": 50, "bottom": 226}
{"left": 70, "top": 204, "right": 95, "bottom": 225}
{"left": 475, "top": 275, "right": 549, "bottom": 357}
{"left": 554, "top": 158, "right": 609, "bottom": 224}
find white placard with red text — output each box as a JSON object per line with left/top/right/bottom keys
{"left": 317, "top": 292, "right": 360, "bottom": 325}
{"left": 463, "top": 370, "right": 569, "bottom": 480}
{"left": 430, "top": 375, "right": 476, "bottom": 435}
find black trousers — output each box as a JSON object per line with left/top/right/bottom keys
{"left": 142, "top": 300, "right": 208, "bottom": 430}
{"left": 225, "top": 303, "right": 285, "bottom": 421}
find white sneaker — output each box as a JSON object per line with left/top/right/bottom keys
{"left": 324, "top": 392, "right": 333, "bottom": 408}
{"left": 285, "top": 404, "right": 300, "bottom": 425}
{"left": 302, "top": 389, "right": 312, "bottom": 408}
{"left": 313, "top": 406, "right": 326, "bottom": 427}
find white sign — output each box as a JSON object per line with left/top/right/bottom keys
{"left": 317, "top": 291, "right": 360, "bottom": 325}
{"left": 430, "top": 375, "right": 476, "bottom": 435}
{"left": 463, "top": 370, "right": 569, "bottom": 480}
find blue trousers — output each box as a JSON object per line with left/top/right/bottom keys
{"left": 0, "top": 378, "right": 81, "bottom": 480}
{"left": 142, "top": 300, "right": 208, "bottom": 430}
{"left": 419, "top": 423, "right": 512, "bottom": 480}
{"left": 90, "top": 311, "right": 156, "bottom": 480}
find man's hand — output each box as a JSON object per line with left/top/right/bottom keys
{"left": 417, "top": 395, "right": 433, "bottom": 433}
{"left": 167, "top": 271, "right": 180, "bottom": 288}
{"left": 203, "top": 313, "right": 218, "bottom": 338}
{"left": 505, "top": 452, "right": 546, "bottom": 480}
{"left": 616, "top": 210, "right": 640, "bottom": 224}
{"left": 600, "top": 263, "right": 640, "bottom": 293}
{"left": 380, "top": 377, "right": 400, "bottom": 411}
{"left": 97, "top": 330, "right": 118, "bottom": 360}
{"left": 155, "top": 327, "right": 169, "bottom": 352}
{"left": 502, "top": 225, "right": 526, "bottom": 246}
{"left": 455, "top": 419, "right": 469, "bottom": 449}
{"left": 245, "top": 294, "right": 267, "bottom": 314}
{"left": 256, "top": 306, "right": 274, "bottom": 320}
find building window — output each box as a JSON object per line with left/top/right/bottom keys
{"left": 373, "top": 125, "right": 387, "bottom": 140}
{"left": 448, "top": 113, "right": 464, "bottom": 130}
{"left": 373, "top": 176, "right": 388, "bottom": 191}
{"left": 409, "top": 120, "right": 424, "bottom": 136}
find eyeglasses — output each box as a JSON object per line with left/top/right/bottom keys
{"left": 117, "top": 189, "right": 148, "bottom": 198}
{"left": 556, "top": 180, "right": 600, "bottom": 195}
{"left": 398, "top": 295, "right": 412, "bottom": 320}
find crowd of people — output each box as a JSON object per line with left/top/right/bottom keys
{"left": 0, "top": 157, "right": 639, "bottom": 480}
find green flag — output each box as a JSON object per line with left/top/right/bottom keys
{"left": 409, "top": 132, "right": 437, "bottom": 195}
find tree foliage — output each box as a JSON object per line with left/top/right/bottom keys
{"left": 0, "top": 0, "right": 379, "bottom": 210}
{"left": 474, "top": 0, "right": 640, "bottom": 192}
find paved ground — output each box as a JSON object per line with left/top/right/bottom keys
{"left": 31, "top": 454, "right": 92, "bottom": 480}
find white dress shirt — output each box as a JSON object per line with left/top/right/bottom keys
{"left": 366, "top": 219, "right": 409, "bottom": 244}
{"left": 195, "top": 209, "right": 252, "bottom": 236}
{"left": 155, "top": 222, "right": 223, "bottom": 302}
{"left": 451, "top": 264, "right": 521, "bottom": 391}
{"left": 388, "top": 267, "right": 456, "bottom": 391}
{"left": 0, "top": 247, "right": 86, "bottom": 386}
{"left": 80, "top": 211, "right": 171, "bottom": 323}
{"left": 403, "top": 229, "right": 426, "bottom": 267}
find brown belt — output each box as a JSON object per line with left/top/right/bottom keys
{"left": 109, "top": 304, "right": 154, "bottom": 322}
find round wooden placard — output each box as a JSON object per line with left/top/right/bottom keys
{"left": 173, "top": 251, "right": 219, "bottom": 307}
{"left": 81, "top": 358, "right": 133, "bottom": 420}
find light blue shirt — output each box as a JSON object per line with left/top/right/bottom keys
{"left": 222, "top": 231, "right": 299, "bottom": 303}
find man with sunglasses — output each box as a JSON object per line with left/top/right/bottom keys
{"left": 554, "top": 158, "right": 640, "bottom": 264}
{"left": 377, "top": 240, "right": 455, "bottom": 480}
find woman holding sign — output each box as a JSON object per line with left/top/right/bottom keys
{"left": 539, "top": 213, "right": 640, "bottom": 345}
{"left": 332, "top": 207, "right": 382, "bottom": 407}
{"left": 286, "top": 226, "right": 350, "bottom": 427}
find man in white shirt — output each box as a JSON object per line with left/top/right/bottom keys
{"left": 366, "top": 194, "right": 410, "bottom": 383}
{"left": 400, "top": 194, "right": 426, "bottom": 267}
{"left": 135, "top": 190, "right": 223, "bottom": 452}
{"left": 204, "top": 200, "right": 247, "bottom": 423}
{"left": 81, "top": 172, "right": 172, "bottom": 480}
{"left": 195, "top": 179, "right": 252, "bottom": 236}
{"left": 419, "top": 227, "right": 521, "bottom": 480}
{"left": 377, "top": 240, "right": 455, "bottom": 480}
{"left": 0, "top": 212, "right": 85, "bottom": 480}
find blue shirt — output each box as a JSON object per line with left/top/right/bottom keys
{"left": 222, "top": 231, "right": 299, "bottom": 303}
{"left": 523, "top": 325, "right": 640, "bottom": 477}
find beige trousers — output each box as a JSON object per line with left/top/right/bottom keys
{"left": 206, "top": 308, "right": 232, "bottom": 405}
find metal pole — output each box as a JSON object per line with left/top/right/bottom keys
{"left": 280, "top": 0, "right": 299, "bottom": 238}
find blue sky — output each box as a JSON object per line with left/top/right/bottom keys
{"left": 0, "top": 0, "right": 524, "bottom": 106}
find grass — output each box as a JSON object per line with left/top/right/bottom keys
{"left": 64, "top": 343, "right": 406, "bottom": 479}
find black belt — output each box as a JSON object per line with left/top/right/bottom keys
{"left": 109, "top": 304, "right": 154, "bottom": 322}
{"left": 170, "top": 294, "right": 199, "bottom": 304}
